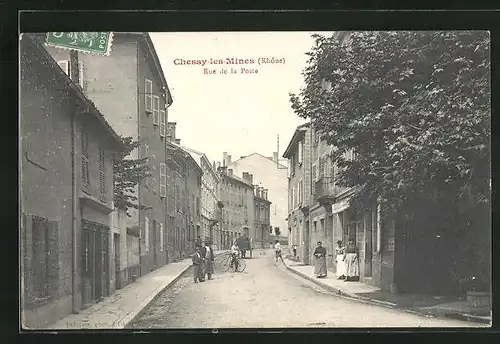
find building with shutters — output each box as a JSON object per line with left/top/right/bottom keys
{"left": 43, "top": 32, "right": 174, "bottom": 276}
{"left": 173, "top": 144, "right": 223, "bottom": 250}
{"left": 20, "top": 34, "right": 125, "bottom": 328}
{"left": 165, "top": 127, "right": 203, "bottom": 260}
{"left": 225, "top": 152, "right": 288, "bottom": 240}
{"left": 254, "top": 187, "right": 272, "bottom": 248}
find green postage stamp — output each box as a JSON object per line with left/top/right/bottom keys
{"left": 45, "top": 32, "right": 114, "bottom": 56}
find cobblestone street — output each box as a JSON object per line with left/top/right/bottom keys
{"left": 129, "top": 250, "right": 482, "bottom": 328}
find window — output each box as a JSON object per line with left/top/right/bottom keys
{"left": 159, "top": 163, "right": 167, "bottom": 198}
{"left": 81, "top": 131, "right": 89, "bottom": 189}
{"left": 319, "top": 156, "right": 325, "bottom": 179}
{"left": 153, "top": 96, "right": 160, "bottom": 125}
{"left": 144, "top": 216, "right": 150, "bottom": 252}
{"left": 159, "top": 109, "right": 166, "bottom": 138}
{"left": 57, "top": 60, "right": 69, "bottom": 74}
{"left": 298, "top": 140, "right": 303, "bottom": 165}
{"left": 151, "top": 154, "right": 157, "bottom": 194}
{"left": 160, "top": 222, "right": 164, "bottom": 252}
{"left": 98, "top": 148, "right": 106, "bottom": 199}
{"left": 78, "top": 61, "right": 85, "bottom": 90}
{"left": 291, "top": 154, "right": 296, "bottom": 175}
{"left": 24, "top": 215, "right": 59, "bottom": 305}
{"left": 57, "top": 60, "right": 84, "bottom": 89}
{"left": 145, "top": 79, "right": 153, "bottom": 113}
{"left": 312, "top": 164, "right": 317, "bottom": 182}
{"left": 298, "top": 179, "right": 303, "bottom": 204}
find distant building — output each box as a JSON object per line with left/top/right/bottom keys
{"left": 226, "top": 152, "right": 288, "bottom": 238}
{"left": 44, "top": 32, "right": 174, "bottom": 275}
{"left": 166, "top": 132, "right": 203, "bottom": 260}
{"left": 20, "top": 34, "right": 125, "bottom": 328}
{"left": 254, "top": 187, "right": 272, "bottom": 248}
{"left": 175, "top": 144, "right": 223, "bottom": 250}
{"left": 217, "top": 166, "right": 255, "bottom": 249}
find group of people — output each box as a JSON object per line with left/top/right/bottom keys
{"left": 191, "top": 241, "right": 215, "bottom": 283}
{"left": 313, "top": 239, "right": 360, "bottom": 281}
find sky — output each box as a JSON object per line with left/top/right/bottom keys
{"left": 150, "top": 32, "right": 333, "bottom": 164}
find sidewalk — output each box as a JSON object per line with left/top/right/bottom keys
{"left": 48, "top": 250, "right": 227, "bottom": 330}
{"left": 282, "top": 258, "right": 492, "bottom": 326}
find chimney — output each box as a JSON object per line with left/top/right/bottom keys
{"left": 223, "top": 152, "right": 228, "bottom": 167}
{"left": 248, "top": 174, "right": 253, "bottom": 184}
{"left": 242, "top": 172, "right": 249, "bottom": 181}
{"left": 264, "top": 188, "right": 268, "bottom": 200}
{"left": 228, "top": 169, "right": 233, "bottom": 177}
{"left": 174, "top": 138, "right": 181, "bottom": 145}
{"left": 227, "top": 155, "right": 232, "bottom": 165}
{"left": 167, "top": 122, "right": 177, "bottom": 140}
{"left": 273, "top": 152, "right": 278, "bottom": 162}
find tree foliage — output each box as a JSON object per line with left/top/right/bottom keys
{"left": 113, "top": 136, "right": 151, "bottom": 216}
{"left": 290, "top": 31, "right": 491, "bottom": 291}
{"left": 290, "top": 31, "right": 490, "bottom": 217}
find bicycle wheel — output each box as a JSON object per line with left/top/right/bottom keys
{"left": 220, "top": 256, "right": 231, "bottom": 272}
{"left": 235, "top": 258, "right": 246, "bottom": 272}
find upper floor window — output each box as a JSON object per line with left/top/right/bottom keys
{"left": 81, "top": 131, "right": 90, "bottom": 190}
{"left": 159, "top": 109, "right": 166, "bottom": 138}
{"left": 153, "top": 95, "right": 160, "bottom": 125}
{"left": 98, "top": 147, "right": 106, "bottom": 200}
{"left": 145, "top": 79, "right": 153, "bottom": 113}
{"left": 58, "top": 60, "right": 85, "bottom": 90}
{"left": 159, "top": 163, "right": 167, "bottom": 198}
{"left": 298, "top": 140, "right": 303, "bottom": 165}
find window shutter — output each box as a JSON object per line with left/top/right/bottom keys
{"left": 144, "top": 217, "right": 149, "bottom": 252}
{"left": 298, "top": 141, "right": 303, "bottom": 164}
{"left": 78, "top": 61, "right": 85, "bottom": 90}
{"left": 99, "top": 148, "right": 106, "bottom": 198}
{"left": 160, "top": 163, "right": 167, "bottom": 197}
{"left": 153, "top": 96, "right": 160, "bottom": 125}
{"left": 160, "top": 223, "right": 164, "bottom": 252}
{"left": 81, "top": 132, "right": 89, "bottom": 187}
{"left": 47, "top": 220, "right": 60, "bottom": 298}
{"left": 145, "top": 79, "right": 153, "bottom": 113}
{"left": 57, "top": 60, "right": 69, "bottom": 75}
{"left": 312, "top": 164, "right": 317, "bottom": 183}
{"left": 287, "top": 159, "right": 291, "bottom": 178}
{"left": 159, "top": 110, "right": 166, "bottom": 137}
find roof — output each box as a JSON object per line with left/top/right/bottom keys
{"left": 220, "top": 171, "right": 254, "bottom": 188}
{"left": 282, "top": 123, "right": 310, "bottom": 158}
{"left": 21, "top": 34, "right": 125, "bottom": 151}
{"left": 177, "top": 144, "right": 220, "bottom": 183}
{"left": 254, "top": 195, "right": 272, "bottom": 205}
{"left": 231, "top": 152, "right": 287, "bottom": 169}
{"left": 168, "top": 142, "right": 203, "bottom": 175}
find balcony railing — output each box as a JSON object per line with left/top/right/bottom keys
{"left": 315, "top": 176, "right": 339, "bottom": 202}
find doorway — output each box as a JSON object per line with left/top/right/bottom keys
{"left": 364, "top": 211, "right": 373, "bottom": 278}
{"left": 304, "top": 220, "right": 310, "bottom": 265}
{"left": 114, "top": 233, "right": 120, "bottom": 290}
{"left": 152, "top": 220, "right": 157, "bottom": 267}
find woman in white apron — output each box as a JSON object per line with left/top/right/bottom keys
{"left": 335, "top": 240, "right": 346, "bottom": 279}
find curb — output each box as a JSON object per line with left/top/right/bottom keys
{"left": 122, "top": 251, "right": 228, "bottom": 328}
{"left": 282, "top": 261, "right": 491, "bottom": 326}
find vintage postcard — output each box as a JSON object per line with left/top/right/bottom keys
{"left": 19, "top": 30, "right": 491, "bottom": 330}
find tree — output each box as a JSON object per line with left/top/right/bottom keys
{"left": 113, "top": 136, "right": 151, "bottom": 216}
{"left": 290, "top": 31, "right": 490, "bottom": 219}
{"left": 274, "top": 226, "right": 281, "bottom": 236}
{"left": 290, "top": 31, "right": 491, "bottom": 292}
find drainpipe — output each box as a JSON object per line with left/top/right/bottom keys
{"left": 69, "top": 50, "right": 79, "bottom": 314}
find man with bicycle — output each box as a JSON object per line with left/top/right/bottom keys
{"left": 230, "top": 241, "right": 239, "bottom": 269}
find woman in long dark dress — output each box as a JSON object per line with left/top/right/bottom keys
{"left": 344, "top": 239, "right": 359, "bottom": 281}
{"left": 313, "top": 241, "right": 328, "bottom": 278}
{"left": 192, "top": 246, "right": 205, "bottom": 283}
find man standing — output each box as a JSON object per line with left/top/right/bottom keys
{"left": 274, "top": 240, "right": 284, "bottom": 263}
{"left": 192, "top": 245, "right": 204, "bottom": 283}
{"left": 199, "top": 241, "right": 207, "bottom": 282}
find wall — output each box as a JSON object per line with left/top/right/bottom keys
{"left": 228, "top": 154, "right": 288, "bottom": 236}
{"left": 20, "top": 46, "right": 76, "bottom": 328}
{"left": 137, "top": 38, "right": 169, "bottom": 274}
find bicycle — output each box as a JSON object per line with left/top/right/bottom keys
{"left": 220, "top": 254, "right": 246, "bottom": 273}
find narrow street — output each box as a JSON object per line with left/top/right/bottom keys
{"left": 129, "top": 250, "right": 479, "bottom": 328}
